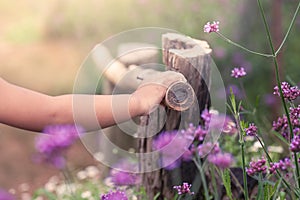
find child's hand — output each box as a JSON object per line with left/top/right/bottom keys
{"left": 131, "top": 71, "right": 187, "bottom": 115}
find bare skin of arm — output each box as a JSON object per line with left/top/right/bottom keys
{"left": 0, "top": 72, "right": 185, "bottom": 132}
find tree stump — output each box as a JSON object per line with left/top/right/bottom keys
{"left": 138, "top": 33, "right": 212, "bottom": 199}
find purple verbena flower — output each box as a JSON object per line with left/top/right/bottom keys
{"left": 290, "top": 135, "right": 300, "bottom": 152}
{"left": 109, "top": 159, "right": 141, "bottom": 186}
{"left": 269, "top": 158, "right": 293, "bottom": 174}
{"left": 204, "top": 21, "right": 219, "bottom": 33}
{"left": 245, "top": 123, "right": 258, "bottom": 136}
{"left": 272, "top": 105, "right": 300, "bottom": 141}
{"left": 273, "top": 82, "right": 300, "bottom": 101}
{"left": 201, "top": 109, "right": 212, "bottom": 125}
{"left": 231, "top": 67, "right": 246, "bottom": 78}
{"left": 194, "top": 126, "right": 207, "bottom": 141}
{"left": 152, "top": 130, "right": 193, "bottom": 170}
{"left": 110, "top": 171, "right": 139, "bottom": 186}
{"left": 207, "top": 152, "right": 234, "bottom": 169}
{"left": 0, "top": 189, "right": 15, "bottom": 200}
{"left": 173, "top": 182, "right": 194, "bottom": 195}
{"left": 34, "top": 124, "right": 84, "bottom": 168}
{"left": 101, "top": 190, "right": 128, "bottom": 200}
{"left": 197, "top": 142, "right": 220, "bottom": 157}
{"left": 290, "top": 105, "right": 300, "bottom": 126}
{"left": 246, "top": 157, "right": 267, "bottom": 176}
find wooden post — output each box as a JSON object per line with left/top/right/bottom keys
{"left": 138, "top": 33, "right": 212, "bottom": 199}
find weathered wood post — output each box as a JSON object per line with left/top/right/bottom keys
{"left": 138, "top": 33, "right": 212, "bottom": 199}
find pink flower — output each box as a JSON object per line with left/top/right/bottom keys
{"left": 207, "top": 152, "right": 234, "bottom": 169}
{"left": 246, "top": 157, "right": 267, "bottom": 176}
{"left": 273, "top": 82, "right": 300, "bottom": 101}
{"left": 245, "top": 123, "right": 258, "bottom": 136}
{"left": 204, "top": 21, "right": 220, "bottom": 33}
{"left": 231, "top": 67, "right": 247, "bottom": 78}
{"left": 173, "top": 182, "right": 194, "bottom": 195}
{"left": 101, "top": 190, "right": 128, "bottom": 200}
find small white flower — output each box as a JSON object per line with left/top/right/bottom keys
{"left": 21, "top": 193, "right": 31, "bottom": 200}
{"left": 45, "top": 182, "right": 56, "bottom": 192}
{"left": 81, "top": 190, "right": 92, "bottom": 199}
{"left": 77, "top": 170, "right": 87, "bottom": 180}
{"left": 86, "top": 166, "right": 100, "bottom": 178}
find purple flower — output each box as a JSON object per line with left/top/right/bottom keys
{"left": 204, "top": 21, "right": 219, "bottom": 33}
{"left": 246, "top": 157, "right": 267, "bottom": 176}
{"left": 0, "top": 189, "right": 15, "bottom": 200}
{"left": 34, "top": 124, "right": 84, "bottom": 168}
{"left": 273, "top": 82, "right": 300, "bottom": 101}
{"left": 152, "top": 130, "right": 193, "bottom": 170}
{"left": 109, "top": 159, "right": 140, "bottom": 186}
{"left": 244, "top": 123, "right": 258, "bottom": 136}
{"left": 290, "top": 135, "right": 300, "bottom": 152}
{"left": 201, "top": 109, "right": 212, "bottom": 124}
{"left": 272, "top": 105, "right": 300, "bottom": 141}
{"left": 110, "top": 171, "right": 139, "bottom": 186}
{"left": 231, "top": 67, "right": 246, "bottom": 78}
{"left": 197, "top": 142, "right": 220, "bottom": 157}
{"left": 101, "top": 190, "right": 128, "bottom": 200}
{"left": 269, "top": 158, "right": 293, "bottom": 174}
{"left": 173, "top": 182, "right": 194, "bottom": 195}
{"left": 207, "top": 152, "right": 234, "bottom": 169}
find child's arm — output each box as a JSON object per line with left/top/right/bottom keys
{"left": 0, "top": 72, "right": 184, "bottom": 132}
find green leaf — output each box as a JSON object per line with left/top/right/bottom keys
{"left": 229, "top": 88, "right": 237, "bottom": 114}
{"left": 271, "top": 130, "right": 289, "bottom": 146}
{"left": 221, "top": 169, "right": 233, "bottom": 200}
{"left": 153, "top": 192, "right": 161, "bottom": 200}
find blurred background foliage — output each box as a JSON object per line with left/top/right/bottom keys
{"left": 0, "top": 0, "right": 300, "bottom": 192}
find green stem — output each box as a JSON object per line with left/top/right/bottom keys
{"left": 275, "top": 1, "right": 300, "bottom": 56}
{"left": 193, "top": 157, "right": 210, "bottom": 200}
{"left": 256, "top": 173, "right": 264, "bottom": 200}
{"left": 256, "top": 0, "right": 300, "bottom": 188}
{"left": 233, "top": 110, "right": 249, "bottom": 200}
{"left": 241, "top": 142, "right": 249, "bottom": 200}
{"left": 216, "top": 32, "right": 273, "bottom": 58}
{"left": 210, "top": 166, "right": 219, "bottom": 200}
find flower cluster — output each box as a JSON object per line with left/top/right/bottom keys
{"left": 109, "top": 159, "right": 141, "bottom": 186}
{"left": 152, "top": 129, "right": 194, "bottom": 169}
{"left": 290, "top": 135, "right": 300, "bottom": 152}
{"left": 207, "top": 152, "right": 234, "bottom": 169}
{"left": 269, "top": 158, "right": 293, "bottom": 175}
{"left": 198, "top": 142, "right": 220, "bottom": 157}
{"left": 152, "top": 110, "right": 236, "bottom": 170}
{"left": 244, "top": 123, "right": 258, "bottom": 136}
{"left": 35, "top": 124, "right": 84, "bottom": 168}
{"left": 203, "top": 21, "right": 219, "bottom": 33}
{"left": 272, "top": 105, "right": 300, "bottom": 140}
{"left": 101, "top": 190, "right": 128, "bottom": 200}
{"left": 173, "top": 182, "right": 194, "bottom": 195}
{"left": 273, "top": 82, "right": 300, "bottom": 101}
{"left": 231, "top": 67, "right": 247, "bottom": 78}
{"left": 246, "top": 157, "right": 267, "bottom": 176}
